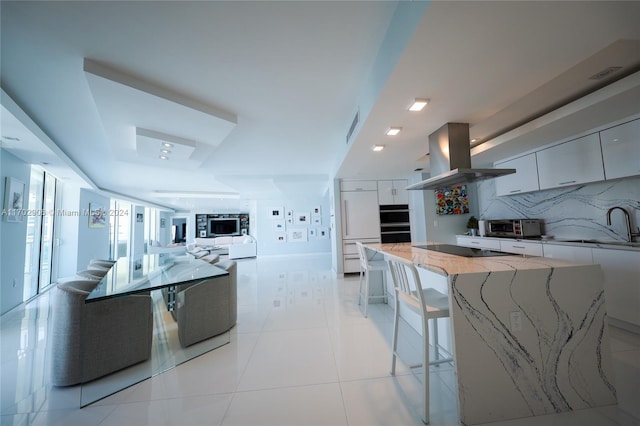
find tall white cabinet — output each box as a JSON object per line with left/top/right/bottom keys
{"left": 340, "top": 181, "right": 381, "bottom": 273}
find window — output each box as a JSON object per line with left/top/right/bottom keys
{"left": 109, "top": 199, "right": 131, "bottom": 260}
{"left": 23, "top": 167, "right": 58, "bottom": 301}
{"left": 144, "top": 207, "right": 158, "bottom": 252}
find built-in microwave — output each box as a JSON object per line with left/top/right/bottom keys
{"left": 486, "top": 219, "right": 542, "bottom": 239}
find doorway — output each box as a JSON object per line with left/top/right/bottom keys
{"left": 172, "top": 218, "right": 187, "bottom": 243}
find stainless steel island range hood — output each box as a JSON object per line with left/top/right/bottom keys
{"left": 407, "top": 123, "right": 515, "bottom": 190}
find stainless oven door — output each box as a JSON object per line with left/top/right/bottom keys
{"left": 379, "top": 205, "right": 411, "bottom": 243}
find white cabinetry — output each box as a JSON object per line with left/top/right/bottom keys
{"left": 536, "top": 133, "right": 605, "bottom": 190}
{"left": 341, "top": 190, "right": 380, "bottom": 240}
{"left": 377, "top": 180, "right": 409, "bottom": 205}
{"left": 592, "top": 248, "right": 640, "bottom": 328}
{"left": 600, "top": 118, "right": 640, "bottom": 180}
{"left": 542, "top": 244, "right": 594, "bottom": 264}
{"left": 494, "top": 153, "right": 540, "bottom": 196}
{"left": 340, "top": 181, "right": 380, "bottom": 273}
{"left": 340, "top": 180, "right": 378, "bottom": 192}
{"left": 499, "top": 240, "right": 543, "bottom": 256}
{"left": 456, "top": 236, "right": 501, "bottom": 250}
{"left": 342, "top": 238, "right": 381, "bottom": 275}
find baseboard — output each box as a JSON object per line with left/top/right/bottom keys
{"left": 607, "top": 317, "right": 640, "bottom": 335}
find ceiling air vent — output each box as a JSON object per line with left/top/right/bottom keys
{"left": 346, "top": 110, "right": 359, "bottom": 144}
{"left": 589, "top": 66, "right": 623, "bottom": 80}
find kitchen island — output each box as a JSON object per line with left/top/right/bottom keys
{"left": 365, "top": 242, "right": 617, "bottom": 425}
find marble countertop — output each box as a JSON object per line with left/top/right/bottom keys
{"left": 365, "top": 242, "right": 592, "bottom": 277}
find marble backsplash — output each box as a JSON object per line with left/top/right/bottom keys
{"left": 476, "top": 176, "right": 640, "bottom": 241}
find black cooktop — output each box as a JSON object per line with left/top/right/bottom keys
{"left": 414, "top": 244, "right": 512, "bottom": 258}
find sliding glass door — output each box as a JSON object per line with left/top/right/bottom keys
{"left": 38, "top": 173, "right": 57, "bottom": 290}
{"left": 23, "top": 167, "right": 58, "bottom": 301}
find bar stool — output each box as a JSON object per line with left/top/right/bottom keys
{"left": 387, "top": 254, "right": 453, "bottom": 424}
{"left": 356, "top": 241, "right": 387, "bottom": 317}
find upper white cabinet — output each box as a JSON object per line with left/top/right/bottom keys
{"left": 377, "top": 180, "right": 409, "bottom": 205}
{"left": 600, "top": 118, "right": 640, "bottom": 180}
{"left": 494, "top": 153, "right": 540, "bottom": 196}
{"left": 536, "top": 133, "right": 605, "bottom": 190}
{"left": 340, "top": 180, "right": 378, "bottom": 192}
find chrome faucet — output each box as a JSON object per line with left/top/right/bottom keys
{"left": 606, "top": 207, "right": 640, "bottom": 242}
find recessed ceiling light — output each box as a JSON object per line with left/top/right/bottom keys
{"left": 409, "top": 98, "right": 429, "bottom": 112}
{"left": 386, "top": 127, "right": 401, "bottom": 136}
{"left": 159, "top": 155, "right": 169, "bottom": 160}
{"left": 160, "top": 149, "right": 171, "bottom": 154}
{"left": 162, "top": 142, "right": 173, "bottom": 148}
{"left": 372, "top": 145, "right": 385, "bottom": 152}
{"left": 471, "top": 138, "right": 477, "bottom": 143}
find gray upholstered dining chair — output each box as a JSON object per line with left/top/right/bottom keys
{"left": 88, "top": 258, "right": 116, "bottom": 269}
{"left": 386, "top": 254, "right": 453, "bottom": 424}
{"left": 49, "top": 279, "right": 153, "bottom": 386}
{"left": 75, "top": 268, "right": 107, "bottom": 280}
{"left": 175, "top": 260, "right": 237, "bottom": 348}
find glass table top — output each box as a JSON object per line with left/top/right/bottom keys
{"left": 86, "top": 254, "right": 228, "bottom": 302}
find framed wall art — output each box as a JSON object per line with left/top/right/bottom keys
{"left": 294, "top": 212, "right": 309, "bottom": 225}
{"left": 287, "top": 228, "right": 308, "bottom": 242}
{"left": 270, "top": 207, "right": 284, "bottom": 219}
{"left": 89, "top": 203, "right": 106, "bottom": 228}
{"left": 273, "top": 219, "right": 286, "bottom": 232}
{"left": 435, "top": 185, "right": 469, "bottom": 216}
{"left": 3, "top": 177, "right": 25, "bottom": 222}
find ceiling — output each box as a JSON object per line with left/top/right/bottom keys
{"left": 2, "top": 1, "right": 640, "bottom": 211}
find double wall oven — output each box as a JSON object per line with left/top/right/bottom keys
{"left": 379, "top": 204, "right": 411, "bottom": 243}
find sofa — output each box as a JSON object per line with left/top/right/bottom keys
{"left": 148, "top": 241, "right": 187, "bottom": 255}
{"left": 188, "top": 236, "right": 256, "bottom": 259}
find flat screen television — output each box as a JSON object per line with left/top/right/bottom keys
{"left": 209, "top": 217, "right": 240, "bottom": 236}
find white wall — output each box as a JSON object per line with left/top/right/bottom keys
{"left": 55, "top": 182, "right": 81, "bottom": 278}
{"left": 408, "top": 173, "right": 427, "bottom": 242}
{"left": 159, "top": 211, "right": 172, "bottom": 245}
{"left": 0, "top": 150, "right": 31, "bottom": 314}
{"left": 409, "top": 173, "right": 480, "bottom": 245}
{"left": 131, "top": 205, "right": 145, "bottom": 256}
{"left": 76, "top": 188, "right": 111, "bottom": 270}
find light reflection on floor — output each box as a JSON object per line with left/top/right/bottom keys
{"left": 1, "top": 254, "right": 638, "bottom": 425}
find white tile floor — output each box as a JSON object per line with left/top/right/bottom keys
{"left": 1, "top": 253, "right": 639, "bottom": 425}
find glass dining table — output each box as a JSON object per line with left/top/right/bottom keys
{"left": 80, "top": 253, "right": 229, "bottom": 407}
